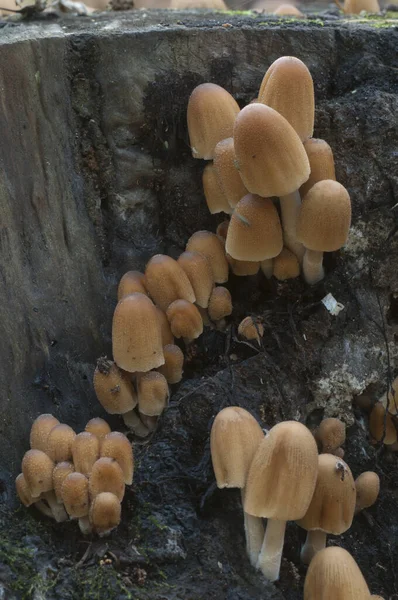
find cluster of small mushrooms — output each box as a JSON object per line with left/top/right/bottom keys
{"left": 211, "top": 409, "right": 381, "bottom": 596}
{"left": 16, "top": 414, "right": 133, "bottom": 536}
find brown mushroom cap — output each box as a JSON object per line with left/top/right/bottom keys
{"left": 166, "top": 299, "right": 203, "bottom": 340}
{"left": 273, "top": 3, "right": 304, "bottom": 15}
{"left": 227, "top": 254, "right": 260, "bottom": 277}
{"left": 202, "top": 163, "right": 232, "bottom": 215}
{"left": 177, "top": 251, "right": 214, "bottom": 309}
{"left": 245, "top": 421, "right": 318, "bottom": 521}
{"left": 61, "top": 472, "right": 90, "bottom": 519}
{"left": 208, "top": 287, "right": 233, "bottom": 322}
{"left": 380, "top": 375, "right": 398, "bottom": 415}
{"left": 89, "top": 457, "right": 125, "bottom": 502}
{"left": 46, "top": 424, "right": 76, "bottom": 463}
{"left": 112, "top": 293, "right": 164, "bottom": 373}
{"left": 315, "top": 418, "right": 346, "bottom": 453}
{"left": 238, "top": 317, "right": 264, "bottom": 343}
{"left": 213, "top": 137, "right": 248, "bottom": 209}
{"left": 72, "top": 432, "right": 100, "bottom": 477}
{"left": 300, "top": 138, "right": 336, "bottom": 198}
{"left": 85, "top": 418, "right": 112, "bottom": 441}
{"left": 93, "top": 358, "right": 137, "bottom": 415}
{"left": 304, "top": 546, "right": 371, "bottom": 600}
{"left": 22, "top": 449, "right": 55, "bottom": 498}
{"left": 89, "top": 492, "right": 121, "bottom": 536}
{"left": 100, "top": 432, "right": 134, "bottom": 486}
{"left": 137, "top": 371, "right": 169, "bottom": 417}
{"left": 355, "top": 471, "right": 380, "bottom": 512}
{"left": 273, "top": 247, "right": 300, "bottom": 280}
{"left": 30, "top": 414, "right": 60, "bottom": 452}
{"left": 186, "top": 231, "right": 229, "bottom": 284}
{"left": 226, "top": 195, "right": 283, "bottom": 262}
{"left": 297, "top": 180, "right": 352, "bottom": 252}
{"left": 155, "top": 307, "right": 175, "bottom": 347}
{"left": 369, "top": 402, "right": 397, "bottom": 444}
{"left": 145, "top": 254, "right": 196, "bottom": 312}
{"left": 16, "top": 473, "right": 36, "bottom": 507}
{"left": 158, "top": 344, "right": 184, "bottom": 384}
{"left": 344, "top": 0, "right": 380, "bottom": 14}
{"left": 117, "top": 271, "right": 147, "bottom": 301}
{"left": 216, "top": 220, "right": 230, "bottom": 242}
{"left": 233, "top": 103, "right": 310, "bottom": 197}
{"left": 258, "top": 56, "right": 314, "bottom": 142}
{"left": 53, "top": 461, "right": 75, "bottom": 503}
{"left": 187, "top": 83, "right": 240, "bottom": 160}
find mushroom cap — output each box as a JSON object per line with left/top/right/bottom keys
{"left": 93, "top": 359, "right": 138, "bottom": 415}
{"left": 112, "top": 293, "right": 165, "bottom": 373}
{"left": 72, "top": 432, "right": 100, "bottom": 477}
{"left": 238, "top": 317, "right": 264, "bottom": 343}
{"left": 245, "top": 421, "right": 318, "bottom": 520}
{"left": 177, "top": 251, "right": 214, "bottom": 309}
{"left": 208, "top": 286, "right": 233, "bottom": 322}
{"left": 369, "top": 402, "right": 397, "bottom": 444}
{"left": 137, "top": 371, "right": 169, "bottom": 417}
{"left": 155, "top": 307, "right": 175, "bottom": 346}
{"left": 233, "top": 103, "right": 310, "bottom": 197}
{"left": 304, "top": 546, "right": 371, "bottom": 600}
{"left": 158, "top": 344, "right": 184, "bottom": 384}
{"left": 216, "top": 220, "right": 230, "bottom": 242}
{"left": 46, "top": 424, "right": 76, "bottom": 463}
{"left": 85, "top": 417, "right": 112, "bottom": 441}
{"left": 227, "top": 254, "right": 260, "bottom": 276}
{"left": 187, "top": 83, "right": 240, "bottom": 160}
{"left": 315, "top": 418, "right": 346, "bottom": 453}
{"left": 258, "top": 56, "right": 314, "bottom": 142}
{"left": 30, "top": 414, "right": 60, "bottom": 452}
{"left": 186, "top": 231, "right": 229, "bottom": 284}
{"left": 166, "top": 299, "right": 203, "bottom": 340}
{"left": 273, "top": 247, "right": 300, "bottom": 281}
{"left": 213, "top": 137, "right": 248, "bottom": 209}
{"left": 297, "top": 180, "right": 352, "bottom": 252}
{"left": 53, "top": 461, "right": 75, "bottom": 503}
{"left": 225, "top": 195, "right": 283, "bottom": 262}
{"left": 145, "top": 254, "right": 196, "bottom": 312}
{"left": 344, "top": 0, "right": 380, "bottom": 14}
{"left": 355, "top": 471, "right": 380, "bottom": 511}
{"left": 89, "top": 492, "right": 121, "bottom": 536}
{"left": 202, "top": 163, "right": 232, "bottom": 215}
{"left": 171, "top": 0, "right": 227, "bottom": 8}
{"left": 297, "top": 454, "right": 356, "bottom": 534}
{"left": 117, "top": 271, "right": 147, "bottom": 301}
{"left": 273, "top": 3, "right": 304, "bottom": 15}
{"left": 380, "top": 375, "right": 398, "bottom": 415}
{"left": 89, "top": 457, "right": 125, "bottom": 502}
{"left": 22, "top": 449, "right": 55, "bottom": 498}
{"left": 100, "top": 432, "right": 134, "bottom": 486}
{"left": 61, "top": 472, "right": 90, "bottom": 519}
{"left": 16, "top": 473, "right": 36, "bottom": 507}
{"left": 210, "top": 406, "right": 265, "bottom": 489}
{"left": 300, "top": 138, "right": 336, "bottom": 198}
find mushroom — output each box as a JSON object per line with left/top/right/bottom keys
{"left": 369, "top": 402, "right": 397, "bottom": 445}
{"left": 93, "top": 357, "right": 137, "bottom": 415}
{"left": 186, "top": 231, "right": 229, "bottom": 284}
{"left": 117, "top": 271, "right": 147, "bottom": 301}
{"left": 244, "top": 421, "right": 318, "bottom": 581}
{"left": 89, "top": 457, "right": 125, "bottom": 502}
{"left": 227, "top": 254, "right": 260, "bottom": 277}
{"left": 299, "top": 138, "right": 336, "bottom": 199}
{"left": 379, "top": 375, "right": 398, "bottom": 415}
{"left": 21, "top": 449, "right": 55, "bottom": 498}
{"left": 213, "top": 137, "right": 248, "bottom": 209}
{"left": 72, "top": 432, "right": 100, "bottom": 477}
{"left": 144, "top": 254, "right": 196, "bottom": 311}
{"left": 210, "top": 407, "right": 265, "bottom": 566}
{"left": 297, "top": 454, "right": 356, "bottom": 564}
{"left": 273, "top": 247, "right": 300, "bottom": 281}
{"left": 314, "top": 418, "right": 346, "bottom": 454}
{"left": 233, "top": 104, "right": 310, "bottom": 261}
{"left": 208, "top": 286, "right": 233, "bottom": 330}
{"left": 46, "top": 424, "right": 76, "bottom": 463}
{"left": 85, "top": 417, "right": 112, "bottom": 441}
{"left": 112, "top": 292, "right": 164, "bottom": 372}
{"left": 53, "top": 461, "right": 75, "bottom": 503}
{"left": 89, "top": 492, "right": 121, "bottom": 537}
{"left": 30, "top": 414, "right": 60, "bottom": 452}
{"left": 297, "top": 180, "right": 352, "bottom": 285}
{"left": 260, "top": 259, "right": 274, "bottom": 280}
{"left": 187, "top": 83, "right": 240, "bottom": 160}
{"left": 158, "top": 344, "right": 184, "bottom": 384}
{"left": 177, "top": 251, "right": 214, "bottom": 309}
{"left": 122, "top": 409, "right": 150, "bottom": 438}
{"left": 355, "top": 471, "right": 380, "bottom": 514}
{"left": 202, "top": 163, "right": 232, "bottom": 215}
{"left": 238, "top": 317, "right": 264, "bottom": 345}
{"left": 61, "top": 472, "right": 90, "bottom": 519}
{"left": 341, "top": 0, "right": 380, "bottom": 14}
{"left": 155, "top": 307, "right": 175, "bottom": 346}
{"left": 137, "top": 371, "right": 169, "bottom": 430}
{"left": 273, "top": 3, "right": 304, "bottom": 15}
{"left": 216, "top": 220, "right": 230, "bottom": 242}
{"left": 100, "top": 432, "right": 134, "bottom": 486}
{"left": 171, "top": 0, "right": 227, "bottom": 8}
{"left": 166, "top": 299, "right": 203, "bottom": 342}
{"left": 16, "top": 473, "right": 62, "bottom": 520}
{"left": 303, "top": 546, "right": 371, "bottom": 599}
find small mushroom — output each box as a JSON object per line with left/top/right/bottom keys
{"left": 213, "top": 137, "right": 248, "bottom": 209}
{"left": 144, "top": 254, "right": 196, "bottom": 312}
{"left": 273, "top": 247, "right": 300, "bottom": 281}
{"left": 117, "top": 271, "right": 147, "bottom": 301}
{"left": 46, "top": 424, "right": 76, "bottom": 463}
{"left": 100, "top": 432, "right": 134, "bottom": 486}
{"left": 314, "top": 418, "right": 346, "bottom": 454}
{"left": 166, "top": 299, "right": 203, "bottom": 342}
{"left": 122, "top": 409, "right": 150, "bottom": 438}
{"left": 61, "top": 472, "right": 90, "bottom": 519}
{"left": 186, "top": 231, "right": 229, "bottom": 284}
{"left": 227, "top": 254, "right": 260, "bottom": 277}
{"left": 355, "top": 471, "right": 380, "bottom": 514}
{"left": 238, "top": 317, "right": 264, "bottom": 345}
{"left": 155, "top": 307, "right": 175, "bottom": 346}
{"left": 158, "top": 344, "right": 184, "bottom": 384}
{"left": 379, "top": 375, "right": 398, "bottom": 415}
{"left": 202, "top": 162, "right": 232, "bottom": 215}
{"left": 369, "top": 402, "right": 397, "bottom": 445}
{"left": 273, "top": 3, "right": 304, "bottom": 15}
{"left": 89, "top": 492, "right": 121, "bottom": 537}
{"left": 93, "top": 357, "right": 137, "bottom": 415}
{"left": 208, "top": 286, "right": 232, "bottom": 330}
{"left": 16, "top": 473, "right": 57, "bottom": 520}
{"left": 22, "top": 449, "right": 55, "bottom": 498}
{"left": 342, "top": 0, "right": 380, "bottom": 14}
{"left": 72, "top": 432, "right": 100, "bottom": 477}
{"left": 85, "top": 418, "right": 112, "bottom": 441}
{"left": 89, "top": 457, "right": 125, "bottom": 502}
{"left": 30, "top": 414, "right": 60, "bottom": 452}
{"left": 216, "top": 220, "right": 230, "bottom": 242}
{"left": 53, "top": 461, "right": 75, "bottom": 503}
{"left": 299, "top": 138, "right": 336, "bottom": 199}
{"left": 178, "top": 251, "right": 214, "bottom": 309}
{"left": 137, "top": 371, "right": 169, "bottom": 430}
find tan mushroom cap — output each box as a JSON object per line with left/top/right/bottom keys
{"left": 202, "top": 163, "right": 232, "bottom": 215}
{"left": 369, "top": 402, "right": 397, "bottom": 444}
{"left": 177, "top": 251, "right": 214, "bottom": 309}
{"left": 158, "top": 344, "right": 184, "bottom": 384}
{"left": 304, "top": 546, "right": 371, "bottom": 600}
{"left": 145, "top": 254, "right": 196, "bottom": 312}
{"left": 53, "top": 461, "right": 75, "bottom": 503}
{"left": 344, "top": 0, "right": 380, "bottom": 14}
{"left": 100, "top": 432, "right": 134, "bottom": 486}
{"left": 93, "top": 358, "right": 137, "bottom": 415}
{"left": 117, "top": 271, "right": 147, "bottom": 301}
{"left": 238, "top": 317, "right": 264, "bottom": 343}
{"left": 273, "top": 3, "right": 304, "bottom": 15}
{"left": 380, "top": 375, "right": 398, "bottom": 415}
{"left": 171, "top": 0, "right": 227, "bottom": 8}
{"left": 208, "top": 287, "right": 233, "bottom": 322}
{"left": 297, "top": 180, "right": 352, "bottom": 252}
{"left": 61, "top": 472, "right": 90, "bottom": 519}
{"left": 30, "top": 414, "right": 60, "bottom": 452}
{"left": 315, "top": 418, "right": 346, "bottom": 453}
{"left": 300, "top": 138, "right": 336, "bottom": 198}
{"left": 112, "top": 293, "right": 164, "bottom": 373}
{"left": 155, "top": 307, "right": 175, "bottom": 347}
{"left": 258, "top": 56, "right": 314, "bottom": 142}
{"left": 355, "top": 471, "right": 380, "bottom": 512}
{"left": 210, "top": 406, "right": 265, "bottom": 489}
{"left": 138, "top": 371, "right": 169, "bottom": 417}
{"left": 89, "top": 457, "right": 125, "bottom": 502}
{"left": 187, "top": 83, "right": 240, "bottom": 160}
{"left": 233, "top": 104, "right": 310, "bottom": 197}
{"left": 89, "top": 492, "right": 121, "bottom": 536}
{"left": 85, "top": 418, "right": 112, "bottom": 441}
{"left": 22, "top": 449, "right": 55, "bottom": 498}
{"left": 46, "top": 424, "right": 76, "bottom": 463}
{"left": 226, "top": 195, "right": 283, "bottom": 262}
{"left": 273, "top": 247, "right": 300, "bottom": 280}
{"left": 245, "top": 421, "right": 318, "bottom": 520}
{"left": 166, "top": 299, "right": 203, "bottom": 340}
{"left": 213, "top": 137, "right": 248, "bottom": 209}
{"left": 16, "top": 473, "right": 36, "bottom": 507}
{"left": 216, "top": 220, "right": 230, "bottom": 242}
{"left": 227, "top": 254, "right": 260, "bottom": 276}
{"left": 186, "top": 231, "right": 229, "bottom": 284}
{"left": 122, "top": 409, "right": 150, "bottom": 438}
{"left": 72, "top": 432, "right": 100, "bottom": 477}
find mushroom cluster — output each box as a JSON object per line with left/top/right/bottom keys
{"left": 16, "top": 414, "right": 133, "bottom": 536}
{"left": 187, "top": 56, "right": 352, "bottom": 285}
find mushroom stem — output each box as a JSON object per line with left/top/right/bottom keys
{"left": 123, "top": 410, "right": 150, "bottom": 438}
{"left": 300, "top": 529, "right": 327, "bottom": 564}
{"left": 78, "top": 516, "right": 93, "bottom": 535}
{"left": 302, "top": 249, "right": 324, "bottom": 285}
{"left": 241, "top": 489, "right": 265, "bottom": 567}
{"left": 260, "top": 259, "right": 273, "bottom": 279}
{"left": 139, "top": 414, "right": 158, "bottom": 431}
{"left": 256, "top": 518, "right": 286, "bottom": 581}
{"left": 279, "top": 191, "right": 305, "bottom": 263}
{"left": 42, "top": 491, "right": 68, "bottom": 523}
{"left": 34, "top": 500, "right": 56, "bottom": 519}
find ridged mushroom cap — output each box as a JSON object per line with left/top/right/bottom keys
{"left": 297, "top": 180, "right": 351, "bottom": 252}
{"left": 186, "top": 231, "right": 229, "bottom": 284}
{"left": 46, "top": 424, "right": 76, "bottom": 463}
{"left": 30, "top": 414, "right": 60, "bottom": 452}
{"left": 100, "top": 432, "right": 134, "bottom": 486}
{"left": 238, "top": 317, "right": 264, "bottom": 343}
{"left": 22, "top": 449, "right": 55, "bottom": 498}
{"left": 85, "top": 418, "right": 112, "bottom": 441}
{"left": 89, "top": 457, "right": 125, "bottom": 502}
{"left": 227, "top": 254, "right": 260, "bottom": 276}
{"left": 300, "top": 138, "right": 336, "bottom": 198}
{"left": 72, "top": 432, "right": 100, "bottom": 477}
{"left": 89, "top": 492, "right": 121, "bottom": 536}
{"left": 166, "top": 299, "right": 203, "bottom": 340}
{"left": 137, "top": 371, "right": 169, "bottom": 417}
{"left": 202, "top": 163, "right": 232, "bottom": 215}
{"left": 213, "top": 137, "right": 248, "bottom": 209}
{"left": 226, "top": 195, "right": 283, "bottom": 262}
{"left": 369, "top": 402, "right": 397, "bottom": 444}
{"left": 61, "top": 472, "right": 90, "bottom": 518}
{"left": 187, "top": 83, "right": 240, "bottom": 160}
{"left": 234, "top": 103, "right": 310, "bottom": 197}
{"left": 53, "top": 461, "right": 75, "bottom": 503}
{"left": 178, "top": 251, "right": 214, "bottom": 309}
{"left": 315, "top": 418, "right": 346, "bottom": 453}
{"left": 258, "top": 56, "right": 314, "bottom": 142}
{"left": 155, "top": 307, "right": 175, "bottom": 346}
{"left": 208, "top": 287, "right": 233, "bottom": 322}
{"left": 158, "top": 344, "right": 184, "bottom": 384}
{"left": 112, "top": 293, "right": 165, "bottom": 373}
{"left": 93, "top": 358, "right": 137, "bottom": 415}
{"left": 145, "top": 254, "right": 196, "bottom": 312}
{"left": 117, "top": 271, "right": 147, "bottom": 301}
{"left": 355, "top": 471, "right": 380, "bottom": 511}
{"left": 245, "top": 421, "right": 318, "bottom": 520}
